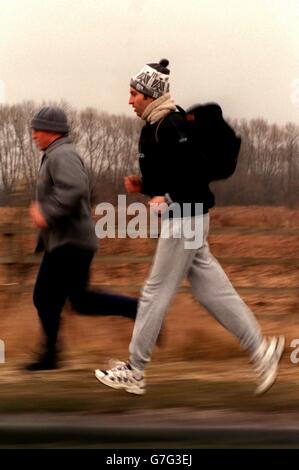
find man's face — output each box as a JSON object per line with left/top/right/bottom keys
{"left": 129, "top": 87, "right": 154, "bottom": 117}
{"left": 31, "top": 129, "right": 61, "bottom": 151}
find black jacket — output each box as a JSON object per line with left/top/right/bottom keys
{"left": 138, "top": 111, "right": 215, "bottom": 214}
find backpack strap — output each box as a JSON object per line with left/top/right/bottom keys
{"left": 154, "top": 116, "right": 167, "bottom": 143}
{"left": 154, "top": 106, "right": 185, "bottom": 143}
{"left": 175, "top": 105, "right": 186, "bottom": 115}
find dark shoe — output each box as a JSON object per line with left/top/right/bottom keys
{"left": 25, "top": 352, "right": 58, "bottom": 371}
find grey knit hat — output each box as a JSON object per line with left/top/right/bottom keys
{"left": 31, "top": 106, "right": 70, "bottom": 133}
{"left": 130, "top": 58, "right": 170, "bottom": 99}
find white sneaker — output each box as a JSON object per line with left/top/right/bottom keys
{"left": 252, "top": 335, "right": 285, "bottom": 396}
{"left": 95, "top": 362, "right": 146, "bottom": 395}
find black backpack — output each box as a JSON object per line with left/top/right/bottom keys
{"left": 166, "top": 103, "right": 241, "bottom": 182}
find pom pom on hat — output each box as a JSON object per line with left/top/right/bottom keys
{"left": 159, "top": 59, "right": 169, "bottom": 68}
{"left": 148, "top": 59, "right": 170, "bottom": 75}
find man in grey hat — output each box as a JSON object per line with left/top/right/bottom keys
{"left": 95, "top": 59, "right": 285, "bottom": 396}
{"left": 28, "top": 106, "right": 138, "bottom": 370}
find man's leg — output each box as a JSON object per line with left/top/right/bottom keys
{"left": 128, "top": 235, "right": 194, "bottom": 371}
{"left": 28, "top": 249, "right": 69, "bottom": 370}
{"left": 187, "top": 214, "right": 284, "bottom": 394}
{"left": 67, "top": 246, "right": 138, "bottom": 319}
{"left": 95, "top": 219, "right": 197, "bottom": 393}
{"left": 96, "top": 214, "right": 284, "bottom": 395}
{"left": 187, "top": 214, "right": 263, "bottom": 354}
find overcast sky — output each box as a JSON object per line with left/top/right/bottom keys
{"left": 0, "top": 0, "right": 298, "bottom": 124}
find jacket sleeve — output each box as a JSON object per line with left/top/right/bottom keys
{"left": 39, "top": 151, "right": 88, "bottom": 225}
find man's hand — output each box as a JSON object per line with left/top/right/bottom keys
{"left": 149, "top": 196, "right": 168, "bottom": 215}
{"left": 124, "top": 175, "right": 142, "bottom": 193}
{"left": 29, "top": 202, "right": 48, "bottom": 228}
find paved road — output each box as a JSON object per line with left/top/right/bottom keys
{"left": 0, "top": 412, "right": 299, "bottom": 448}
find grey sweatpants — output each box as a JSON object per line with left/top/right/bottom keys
{"left": 129, "top": 213, "right": 263, "bottom": 371}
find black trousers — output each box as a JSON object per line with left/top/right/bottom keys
{"left": 33, "top": 244, "right": 138, "bottom": 351}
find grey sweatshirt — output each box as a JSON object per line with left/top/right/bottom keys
{"left": 36, "top": 136, "right": 98, "bottom": 253}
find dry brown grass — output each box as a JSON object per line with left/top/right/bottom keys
{"left": 1, "top": 205, "right": 299, "bottom": 423}
{"left": 0, "top": 205, "right": 298, "bottom": 369}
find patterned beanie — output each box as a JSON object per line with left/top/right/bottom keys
{"left": 130, "top": 59, "right": 170, "bottom": 99}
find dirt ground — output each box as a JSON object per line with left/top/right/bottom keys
{"left": 0, "top": 205, "right": 299, "bottom": 421}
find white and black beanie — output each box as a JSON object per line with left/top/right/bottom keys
{"left": 130, "top": 59, "right": 170, "bottom": 99}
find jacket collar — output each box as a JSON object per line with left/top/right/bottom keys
{"left": 44, "top": 136, "right": 72, "bottom": 156}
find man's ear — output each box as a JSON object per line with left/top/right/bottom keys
{"left": 144, "top": 95, "right": 154, "bottom": 104}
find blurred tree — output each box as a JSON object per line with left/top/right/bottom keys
{"left": 0, "top": 101, "right": 298, "bottom": 207}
